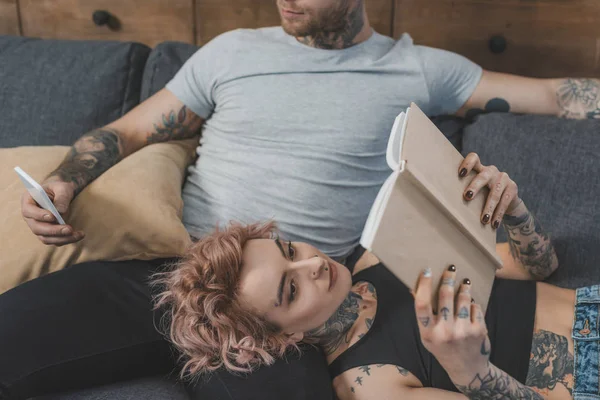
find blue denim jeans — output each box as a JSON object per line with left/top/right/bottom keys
{"left": 573, "top": 285, "right": 600, "bottom": 399}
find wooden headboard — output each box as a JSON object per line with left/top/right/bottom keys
{"left": 198, "top": 0, "right": 600, "bottom": 78}
{"left": 4, "top": 0, "right": 598, "bottom": 78}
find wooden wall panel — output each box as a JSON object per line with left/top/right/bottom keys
{"left": 0, "top": 0, "right": 19, "bottom": 36}
{"left": 196, "top": 0, "right": 394, "bottom": 45}
{"left": 393, "top": 0, "right": 600, "bottom": 78}
{"left": 19, "top": 0, "right": 194, "bottom": 47}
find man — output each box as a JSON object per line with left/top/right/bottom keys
{"left": 4, "top": 0, "right": 599, "bottom": 398}
{"left": 20, "top": 0, "right": 599, "bottom": 257}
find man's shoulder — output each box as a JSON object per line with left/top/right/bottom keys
{"left": 209, "top": 26, "right": 284, "bottom": 46}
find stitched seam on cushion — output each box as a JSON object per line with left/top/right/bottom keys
{"left": 11, "top": 339, "right": 170, "bottom": 386}
{"left": 120, "top": 44, "right": 136, "bottom": 117}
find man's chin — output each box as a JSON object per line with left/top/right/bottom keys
{"left": 281, "top": 21, "right": 310, "bottom": 38}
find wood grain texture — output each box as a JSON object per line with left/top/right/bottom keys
{"left": 0, "top": 0, "right": 19, "bottom": 36}
{"left": 19, "top": 0, "right": 194, "bottom": 47}
{"left": 195, "top": 0, "right": 394, "bottom": 45}
{"left": 394, "top": 0, "right": 600, "bottom": 78}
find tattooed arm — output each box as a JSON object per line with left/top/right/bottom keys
{"left": 497, "top": 199, "right": 559, "bottom": 280}
{"left": 21, "top": 88, "right": 204, "bottom": 246}
{"left": 456, "top": 70, "right": 600, "bottom": 120}
{"left": 48, "top": 88, "right": 204, "bottom": 196}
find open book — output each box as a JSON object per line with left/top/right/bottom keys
{"left": 360, "top": 103, "right": 502, "bottom": 312}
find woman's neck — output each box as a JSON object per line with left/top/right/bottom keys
{"left": 306, "top": 282, "right": 377, "bottom": 357}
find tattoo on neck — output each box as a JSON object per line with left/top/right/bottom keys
{"left": 455, "top": 365, "right": 544, "bottom": 399}
{"left": 49, "top": 128, "right": 123, "bottom": 195}
{"left": 556, "top": 78, "right": 600, "bottom": 119}
{"left": 307, "top": 291, "right": 361, "bottom": 354}
{"left": 298, "top": 1, "right": 365, "bottom": 49}
{"left": 503, "top": 208, "right": 558, "bottom": 279}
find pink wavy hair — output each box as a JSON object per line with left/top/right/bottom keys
{"left": 152, "top": 221, "right": 299, "bottom": 378}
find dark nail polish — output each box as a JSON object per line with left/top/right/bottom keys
{"left": 466, "top": 190, "right": 474, "bottom": 200}
{"left": 448, "top": 264, "right": 456, "bottom": 272}
{"left": 471, "top": 298, "right": 475, "bottom": 303}
{"left": 482, "top": 214, "right": 490, "bottom": 224}
{"left": 459, "top": 168, "right": 467, "bottom": 178}
{"left": 492, "top": 220, "right": 500, "bottom": 229}
{"left": 463, "top": 278, "right": 471, "bottom": 285}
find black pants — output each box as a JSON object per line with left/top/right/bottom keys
{"left": 0, "top": 259, "right": 334, "bottom": 400}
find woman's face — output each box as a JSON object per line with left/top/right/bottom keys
{"left": 238, "top": 238, "right": 353, "bottom": 338}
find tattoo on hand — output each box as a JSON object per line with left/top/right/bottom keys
{"left": 418, "top": 316, "right": 430, "bottom": 327}
{"left": 146, "top": 106, "right": 203, "bottom": 144}
{"left": 480, "top": 339, "right": 491, "bottom": 356}
{"left": 525, "top": 329, "right": 574, "bottom": 394}
{"left": 49, "top": 128, "right": 123, "bottom": 195}
{"left": 440, "top": 307, "right": 450, "bottom": 321}
{"left": 442, "top": 277, "right": 456, "bottom": 287}
{"left": 556, "top": 78, "right": 600, "bottom": 119}
{"left": 503, "top": 208, "right": 558, "bottom": 279}
{"left": 455, "top": 365, "right": 543, "bottom": 399}
{"left": 458, "top": 307, "right": 469, "bottom": 319}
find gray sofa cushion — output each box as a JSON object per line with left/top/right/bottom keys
{"left": 462, "top": 113, "right": 600, "bottom": 289}
{"left": 141, "top": 42, "right": 198, "bottom": 101}
{"left": 0, "top": 36, "right": 150, "bottom": 147}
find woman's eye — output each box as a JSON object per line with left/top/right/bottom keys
{"left": 288, "top": 241, "right": 296, "bottom": 260}
{"left": 289, "top": 281, "right": 297, "bottom": 302}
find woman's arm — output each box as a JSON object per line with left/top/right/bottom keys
{"left": 500, "top": 199, "right": 558, "bottom": 280}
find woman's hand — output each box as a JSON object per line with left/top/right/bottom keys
{"left": 459, "top": 153, "right": 521, "bottom": 229}
{"left": 414, "top": 265, "right": 491, "bottom": 383}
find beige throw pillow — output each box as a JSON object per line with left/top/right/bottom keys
{"left": 0, "top": 140, "right": 196, "bottom": 293}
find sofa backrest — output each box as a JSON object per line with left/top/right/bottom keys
{"left": 0, "top": 36, "right": 150, "bottom": 147}
{"left": 140, "top": 41, "right": 198, "bottom": 101}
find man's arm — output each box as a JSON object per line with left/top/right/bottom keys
{"left": 456, "top": 70, "right": 600, "bottom": 120}
{"left": 48, "top": 88, "right": 205, "bottom": 196}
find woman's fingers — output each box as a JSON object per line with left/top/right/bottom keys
{"left": 455, "top": 278, "right": 472, "bottom": 327}
{"left": 463, "top": 165, "right": 498, "bottom": 203}
{"left": 481, "top": 172, "right": 509, "bottom": 225}
{"left": 414, "top": 268, "right": 434, "bottom": 332}
{"left": 437, "top": 265, "right": 457, "bottom": 323}
{"left": 491, "top": 181, "right": 519, "bottom": 228}
{"left": 458, "top": 153, "right": 483, "bottom": 178}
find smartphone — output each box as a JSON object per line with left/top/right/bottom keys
{"left": 14, "top": 166, "right": 66, "bottom": 225}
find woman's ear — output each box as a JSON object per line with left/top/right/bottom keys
{"left": 285, "top": 331, "right": 304, "bottom": 343}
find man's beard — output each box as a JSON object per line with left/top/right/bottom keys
{"left": 279, "top": 0, "right": 364, "bottom": 49}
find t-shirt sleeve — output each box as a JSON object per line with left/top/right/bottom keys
{"left": 414, "top": 45, "right": 483, "bottom": 116}
{"left": 165, "top": 33, "right": 234, "bottom": 120}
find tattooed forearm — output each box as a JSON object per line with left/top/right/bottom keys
{"left": 146, "top": 106, "right": 203, "bottom": 144}
{"left": 455, "top": 364, "right": 543, "bottom": 399}
{"left": 525, "top": 329, "right": 574, "bottom": 394}
{"left": 48, "top": 128, "right": 123, "bottom": 195}
{"left": 556, "top": 78, "right": 600, "bottom": 119}
{"left": 502, "top": 200, "right": 558, "bottom": 279}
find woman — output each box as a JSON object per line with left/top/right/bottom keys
{"left": 155, "top": 153, "right": 595, "bottom": 400}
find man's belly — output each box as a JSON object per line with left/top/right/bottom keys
{"left": 527, "top": 282, "right": 576, "bottom": 399}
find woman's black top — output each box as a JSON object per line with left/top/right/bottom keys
{"left": 329, "top": 247, "right": 536, "bottom": 391}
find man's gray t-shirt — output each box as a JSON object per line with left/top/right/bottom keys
{"left": 166, "top": 27, "right": 482, "bottom": 259}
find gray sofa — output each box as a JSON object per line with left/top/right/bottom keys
{"left": 1, "top": 34, "right": 599, "bottom": 399}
